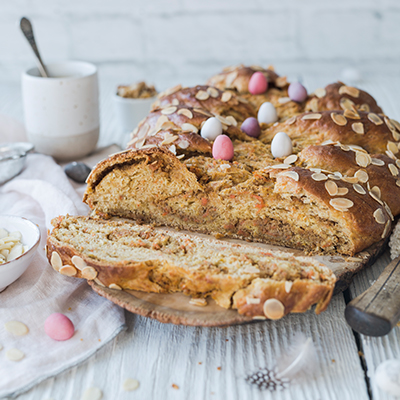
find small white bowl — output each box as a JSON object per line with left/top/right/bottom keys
{"left": 0, "top": 142, "right": 34, "bottom": 184}
{"left": 113, "top": 94, "right": 156, "bottom": 133}
{"left": 0, "top": 215, "right": 41, "bottom": 292}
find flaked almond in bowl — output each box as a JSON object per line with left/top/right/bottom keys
{"left": 113, "top": 81, "right": 158, "bottom": 134}
{"left": 0, "top": 215, "right": 41, "bottom": 292}
{"left": 117, "top": 82, "right": 157, "bottom": 99}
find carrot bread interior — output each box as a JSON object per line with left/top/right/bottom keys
{"left": 85, "top": 151, "right": 360, "bottom": 255}
{"left": 47, "top": 216, "right": 335, "bottom": 315}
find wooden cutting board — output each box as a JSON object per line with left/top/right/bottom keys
{"left": 88, "top": 230, "right": 388, "bottom": 327}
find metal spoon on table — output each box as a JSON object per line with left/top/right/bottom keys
{"left": 19, "top": 17, "right": 49, "bottom": 78}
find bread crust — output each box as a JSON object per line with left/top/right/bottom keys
{"left": 127, "top": 105, "right": 254, "bottom": 156}
{"left": 206, "top": 64, "right": 285, "bottom": 93}
{"left": 306, "top": 82, "right": 383, "bottom": 114}
{"left": 84, "top": 147, "right": 203, "bottom": 204}
{"left": 152, "top": 85, "right": 256, "bottom": 123}
{"left": 260, "top": 110, "right": 398, "bottom": 154}
{"left": 298, "top": 146, "right": 400, "bottom": 216}
{"left": 206, "top": 65, "right": 302, "bottom": 117}
{"left": 233, "top": 277, "right": 333, "bottom": 317}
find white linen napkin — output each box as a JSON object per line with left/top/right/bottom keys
{"left": 0, "top": 153, "right": 126, "bottom": 398}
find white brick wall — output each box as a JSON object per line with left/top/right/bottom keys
{"left": 1, "top": 0, "right": 400, "bottom": 88}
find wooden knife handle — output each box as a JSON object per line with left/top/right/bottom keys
{"left": 345, "top": 256, "right": 400, "bottom": 337}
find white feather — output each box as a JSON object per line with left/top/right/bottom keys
{"left": 275, "top": 333, "right": 319, "bottom": 381}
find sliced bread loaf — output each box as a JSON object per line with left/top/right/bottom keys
{"left": 47, "top": 215, "right": 336, "bottom": 319}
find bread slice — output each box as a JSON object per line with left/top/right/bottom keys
{"left": 46, "top": 215, "right": 336, "bottom": 319}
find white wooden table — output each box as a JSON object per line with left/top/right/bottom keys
{"left": 1, "top": 74, "right": 400, "bottom": 400}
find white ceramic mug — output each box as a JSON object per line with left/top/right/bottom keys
{"left": 22, "top": 61, "right": 99, "bottom": 161}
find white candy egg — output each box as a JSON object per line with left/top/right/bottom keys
{"left": 257, "top": 102, "right": 278, "bottom": 124}
{"left": 271, "top": 132, "right": 293, "bottom": 158}
{"left": 375, "top": 359, "right": 400, "bottom": 397}
{"left": 200, "top": 117, "right": 223, "bottom": 141}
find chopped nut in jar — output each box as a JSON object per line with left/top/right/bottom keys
{"left": 0, "top": 228, "right": 27, "bottom": 264}
{"left": 117, "top": 82, "right": 157, "bottom": 99}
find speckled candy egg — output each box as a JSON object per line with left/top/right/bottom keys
{"left": 241, "top": 117, "right": 261, "bottom": 138}
{"left": 375, "top": 359, "right": 400, "bottom": 397}
{"left": 288, "top": 82, "right": 308, "bottom": 102}
{"left": 257, "top": 102, "right": 278, "bottom": 124}
{"left": 212, "top": 135, "right": 234, "bottom": 161}
{"left": 45, "top": 313, "right": 75, "bottom": 341}
{"left": 201, "top": 117, "right": 223, "bottom": 141}
{"left": 271, "top": 132, "right": 293, "bottom": 158}
{"left": 248, "top": 72, "right": 268, "bottom": 95}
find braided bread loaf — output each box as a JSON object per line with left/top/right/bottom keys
{"left": 44, "top": 64, "right": 400, "bottom": 320}
{"left": 84, "top": 65, "right": 399, "bottom": 257}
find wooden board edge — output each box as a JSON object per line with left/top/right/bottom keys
{"left": 88, "top": 281, "right": 255, "bottom": 327}
{"left": 332, "top": 240, "right": 388, "bottom": 294}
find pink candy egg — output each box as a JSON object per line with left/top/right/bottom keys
{"left": 241, "top": 117, "right": 261, "bottom": 138}
{"left": 288, "top": 82, "right": 308, "bottom": 102}
{"left": 248, "top": 72, "right": 268, "bottom": 95}
{"left": 45, "top": 313, "right": 75, "bottom": 341}
{"left": 212, "top": 135, "right": 234, "bottom": 161}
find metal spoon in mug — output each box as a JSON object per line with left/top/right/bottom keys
{"left": 19, "top": 17, "right": 49, "bottom": 78}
